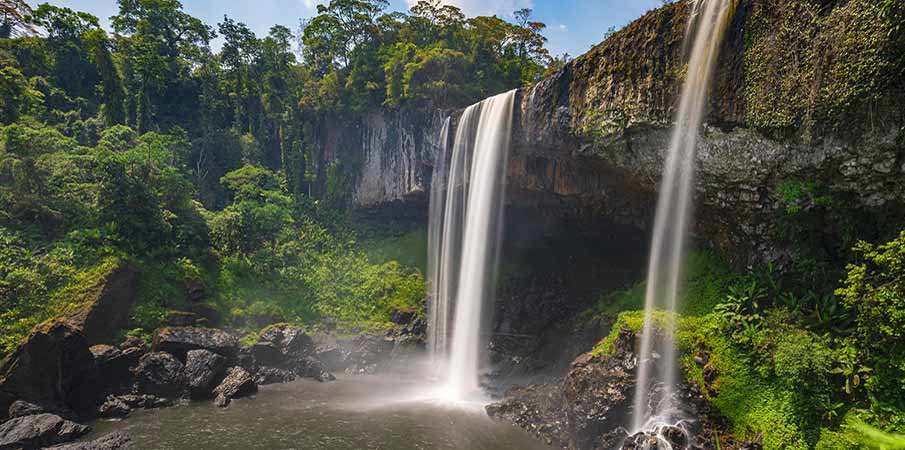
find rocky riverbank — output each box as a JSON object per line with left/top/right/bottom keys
{"left": 0, "top": 312, "right": 426, "bottom": 450}
{"left": 486, "top": 328, "right": 763, "bottom": 450}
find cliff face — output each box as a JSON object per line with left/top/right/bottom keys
{"left": 316, "top": 108, "right": 446, "bottom": 208}
{"left": 330, "top": 0, "right": 905, "bottom": 266}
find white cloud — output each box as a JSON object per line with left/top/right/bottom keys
{"left": 404, "top": 0, "right": 534, "bottom": 19}
{"left": 301, "top": 0, "right": 325, "bottom": 11}
{"left": 558, "top": 24, "right": 568, "bottom": 31}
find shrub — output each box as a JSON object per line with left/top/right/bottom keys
{"left": 836, "top": 230, "right": 905, "bottom": 407}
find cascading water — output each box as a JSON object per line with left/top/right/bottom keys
{"left": 631, "top": 0, "right": 735, "bottom": 435}
{"left": 426, "top": 90, "right": 516, "bottom": 401}
{"left": 427, "top": 117, "right": 452, "bottom": 361}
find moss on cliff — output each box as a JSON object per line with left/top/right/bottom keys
{"left": 743, "top": 0, "right": 903, "bottom": 140}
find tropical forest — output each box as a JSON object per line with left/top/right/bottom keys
{"left": 0, "top": 0, "right": 903, "bottom": 449}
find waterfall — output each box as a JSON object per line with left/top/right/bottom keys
{"left": 631, "top": 0, "right": 734, "bottom": 432}
{"left": 426, "top": 90, "right": 516, "bottom": 401}
{"left": 427, "top": 117, "right": 451, "bottom": 360}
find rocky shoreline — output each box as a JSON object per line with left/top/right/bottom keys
{"left": 0, "top": 313, "right": 426, "bottom": 450}
{"left": 485, "top": 328, "right": 763, "bottom": 450}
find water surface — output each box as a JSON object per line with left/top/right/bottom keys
{"left": 90, "top": 374, "right": 553, "bottom": 450}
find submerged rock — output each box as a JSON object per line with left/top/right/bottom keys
{"left": 44, "top": 431, "right": 133, "bottom": 450}
{"left": 213, "top": 367, "right": 257, "bottom": 407}
{"left": 0, "top": 413, "right": 89, "bottom": 450}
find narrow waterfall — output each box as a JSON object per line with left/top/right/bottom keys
{"left": 631, "top": 0, "right": 734, "bottom": 432}
{"left": 426, "top": 90, "right": 516, "bottom": 401}
{"left": 427, "top": 117, "right": 451, "bottom": 360}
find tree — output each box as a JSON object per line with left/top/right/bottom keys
{"left": 112, "top": 0, "right": 213, "bottom": 132}
{"left": 300, "top": 0, "right": 389, "bottom": 76}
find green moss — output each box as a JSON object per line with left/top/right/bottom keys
{"left": 743, "top": 0, "right": 901, "bottom": 139}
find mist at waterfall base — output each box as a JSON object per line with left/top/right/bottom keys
{"left": 89, "top": 374, "right": 554, "bottom": 450}
{"left": 630, "top": 0, "right": 735, "bottom": 442}
{"left": 426, "top": 90, "right": 517, "bottom": 403}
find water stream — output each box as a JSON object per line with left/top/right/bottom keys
{"left": 427, "top": 90, "right": 517, "bottom": 401}
{"left": 631, "top": 0, "right": 735, "bottom": 434}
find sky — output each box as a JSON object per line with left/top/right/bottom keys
{"left": 28, "top": 0, "right": 664, "bottom": 58}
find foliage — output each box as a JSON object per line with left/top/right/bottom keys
{"left": 743, "top": 0, "right": 903, "bottom": 139}
{"left": 836, "top": 231, "right": 905, "bottom": 407}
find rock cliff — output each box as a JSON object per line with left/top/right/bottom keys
{"left": 328, "top": 0, "right": 904, "bottom": 267}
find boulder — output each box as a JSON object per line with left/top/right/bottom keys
{"left": 44, "top": 431, "right": 133, "bottom": 450}
{"left": 106, "top": 394, "right": 171, "bottom": 410}
{"left": 253, "top": 367, "right": 296, "bottom": 386}
{"left": 213, "top": 367, "right": 256, "bottom": 407}
{"left": 315, "top": 344, "right": 352, "bottom": 372}
{"left": 257, "top": 324, "right": 315, "bottom": 361}
{"left": 151, "top": 327, "right": 238, "bottom": 360}
{"left": 95, "top": 397, "right": 130, "bottom": 419}
{"left": 90, "top": 346, "right": 142, "bottom": 394}
{"left": 298, "top": 358, "right": 335, "bottom": 383}
{"left": 0, "top": 414, "right": 89, "bottom": 450}
{"left": 62, "top": 265, "right": 138, "bottom": 345}
{"left": 0, "top": 322, "right": 96, "bottom": 422}
{"left": 8, "top": 401, "right": 76, "bottom": 422}
{"left": 131, "top": 352, "right": 185, "bottom": 398}
{"left": 117, "top": 337, "right": 147, "bottom": 353}
{"left": 183, "top": 350, "right": 227, "bottom": 398}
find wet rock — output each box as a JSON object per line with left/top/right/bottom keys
{"left": 61, "top": 265, "right": 137, "bottom": 345}
{"left": 117, "top": 337, "right": 148, "bottom": 353}
{"left": 110, "top": 394, "right": 172, "bottom": 410}
{"left": 44, "top": 431, "right": 133, "bottom": 450}
{"left": 257, "top": 324, "right": 315, "bottom": 361}
{"left": 131, "top": 352, "right": 185, "bottom": 398}
{"left": 344, "top": 334, "right": 395, "bottom": 374}
{"left": 151, "top": 327, "right": 238, "bottom": 360}
{"left": 298, "top": 358, "right": 335, "bottom": 382}
{"left": 0, "top": 322, "right": 96, "bottom": 422}
{"left": 91, "top": 345, "right": 142, "bottom": 393}
{"left": 389, "top": 335, "right": 426, "bottom": 366}
{"left": 315, "top": 344, "right": 352, "bottom": 372}
{"left": 8, "top": 401, "right": 77, "bottom": 422}
{"left": 183, "top": 350, "right": 227, "bottom": 399}
{"left": 0, "top": 413, "right": 89, "bottom": 450}
{"left": 253, "top": 367, "right": 296, "bottom": 385}
{"left": 213, "top": 367, "right": 257, "bottom": 407}
{"left": 485, "top": 384, "right": 569, "bottom": 448}
{"left": 96, "top": 398, "right": 130, "bottom": 419}
{"left": 252, "top": 325, "right": 334, "bottom": 381}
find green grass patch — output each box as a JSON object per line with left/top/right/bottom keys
{"left": 359, "top": 227, "right": 428, "bottom": 274}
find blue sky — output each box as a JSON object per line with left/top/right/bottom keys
{"left": 29, "top": 0, "right": 664, "bottom": 58}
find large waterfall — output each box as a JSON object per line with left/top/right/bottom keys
{"left": 426, "top": 90, "right": 516, "bottom": 401}
{"left": 631, "top": 0, "right": 734, "bottom": 433}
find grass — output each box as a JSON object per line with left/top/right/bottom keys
{"left": 359, "top": 227, "right": 428, "bottom": 274}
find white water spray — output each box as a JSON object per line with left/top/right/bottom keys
{"left": 426, "top": 90, "right": 516, "bottom": 401}
{"left": 631, "top": 0, "right": 734, "bottom": 433}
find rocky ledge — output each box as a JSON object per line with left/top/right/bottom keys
{"left": 0, "top": 322, "right": 339, "bottom": 450}
{"left": 486, "top": 328, "right": 762, "bottom": 450}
